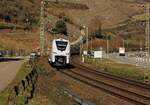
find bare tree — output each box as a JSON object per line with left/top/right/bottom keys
{"left": 88, "top": 16, "right": 102, "bottom": 38}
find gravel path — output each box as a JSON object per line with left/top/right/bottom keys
{"left": 0, "top": 60, "right": 26, "bottom": 92}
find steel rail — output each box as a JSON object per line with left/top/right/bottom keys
{"left": 61, "top": 70, "right": 149, "bottom": 105}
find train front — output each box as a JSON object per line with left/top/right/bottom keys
{"left": 50, "top": 39, "right": 70, "bottom": 66}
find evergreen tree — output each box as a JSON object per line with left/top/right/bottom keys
{"left": 52, "top": 20, "right": 67, "bottom": 35}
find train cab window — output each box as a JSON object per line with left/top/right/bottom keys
{"left": 56, "top": 41, "right": 68, "bottom": 51}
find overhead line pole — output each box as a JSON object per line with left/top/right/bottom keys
{"left": 86, "top": 27, "right": 89, "bottom": 52}
{"left": 107, "top": 35, "right": 109, "bottom": 58}
{"left": 40, "top": 1, "right": 45, "bottom": 56}
{"left": 144, "top": 3, "right": 150, "bottom": 82}
{"left": 145, "top": 3, "right": 150, "bottom": 56}
{"left": 40, "top": 0, "right": 57, "bottom": 55}
{"left": 40, "top": 0, "right": 57, "bottom": 56}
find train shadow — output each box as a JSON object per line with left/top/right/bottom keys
{"left": 49, "top": 62, "right": 75, "bottom": 71}
{"left": 58, "top": 64, "right": 75, "bottom": 70}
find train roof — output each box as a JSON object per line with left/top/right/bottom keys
{"left": 53, "top": 38, "right": 69, "bottom": 42}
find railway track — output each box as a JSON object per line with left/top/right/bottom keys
{"left": 73, "top": 63, "right": 150, "bottom": 90}
{"left": 60, "top": 62, "right": 150, "bottom": 105}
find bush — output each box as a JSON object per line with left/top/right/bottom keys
{"left": 4, "top": 15, "right": 11, "bottom": 22}
{"left": 95, "top": 30, "right": 102, "bottom": 38}
{"left": 52, "top": 20, "right": 67, "bottom": 35}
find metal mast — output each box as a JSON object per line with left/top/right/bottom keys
{"left": 86, "top": 27, "right": 89, "bottom": 51}
{"left": 145, "top": 3, "right": 150, "bottom": 56}
{"left": 40, "top": 1, "right": 45, "bottom": 55}
{"left": 106, "top": 35, "right": 109, "bottom": 58}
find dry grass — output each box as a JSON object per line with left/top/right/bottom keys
{"left": 28, "top": 57, "right": 76, "bottom": 105}
{"left": 51, "top": 0, "right": 144, "bottom": 29}
{"left": 29, "top": 96, "right": 57, "bottom": 105}
{"left": 0, "top": 62, "right": 32, "bottom": 105}
{"left": 85, "top": 57, "right": 150, "bottom": 83}
{"left": 0, "top": 29, "right": 40, "bottom": 51}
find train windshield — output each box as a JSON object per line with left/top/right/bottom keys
{"left": 56, "top": 41, "right": 68, "bottom": 51}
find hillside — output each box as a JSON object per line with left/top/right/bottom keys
{"left": 0, "top": 0, "right": 40, "bottom": 25}
{"left": 49, "top": 0, "right": 144, "bottom": 28}
{"left": 44, "top": 0, "right": 148, "bottom": 50}
{"left": 0, "top": 0, "right": 149, "bottom": 51}
{"left": 0, "top": 0, "right": 147, "bottom": 28}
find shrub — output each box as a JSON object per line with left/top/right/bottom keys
{"left": 52, "top": 20, "right": 67, "bottom": 35}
